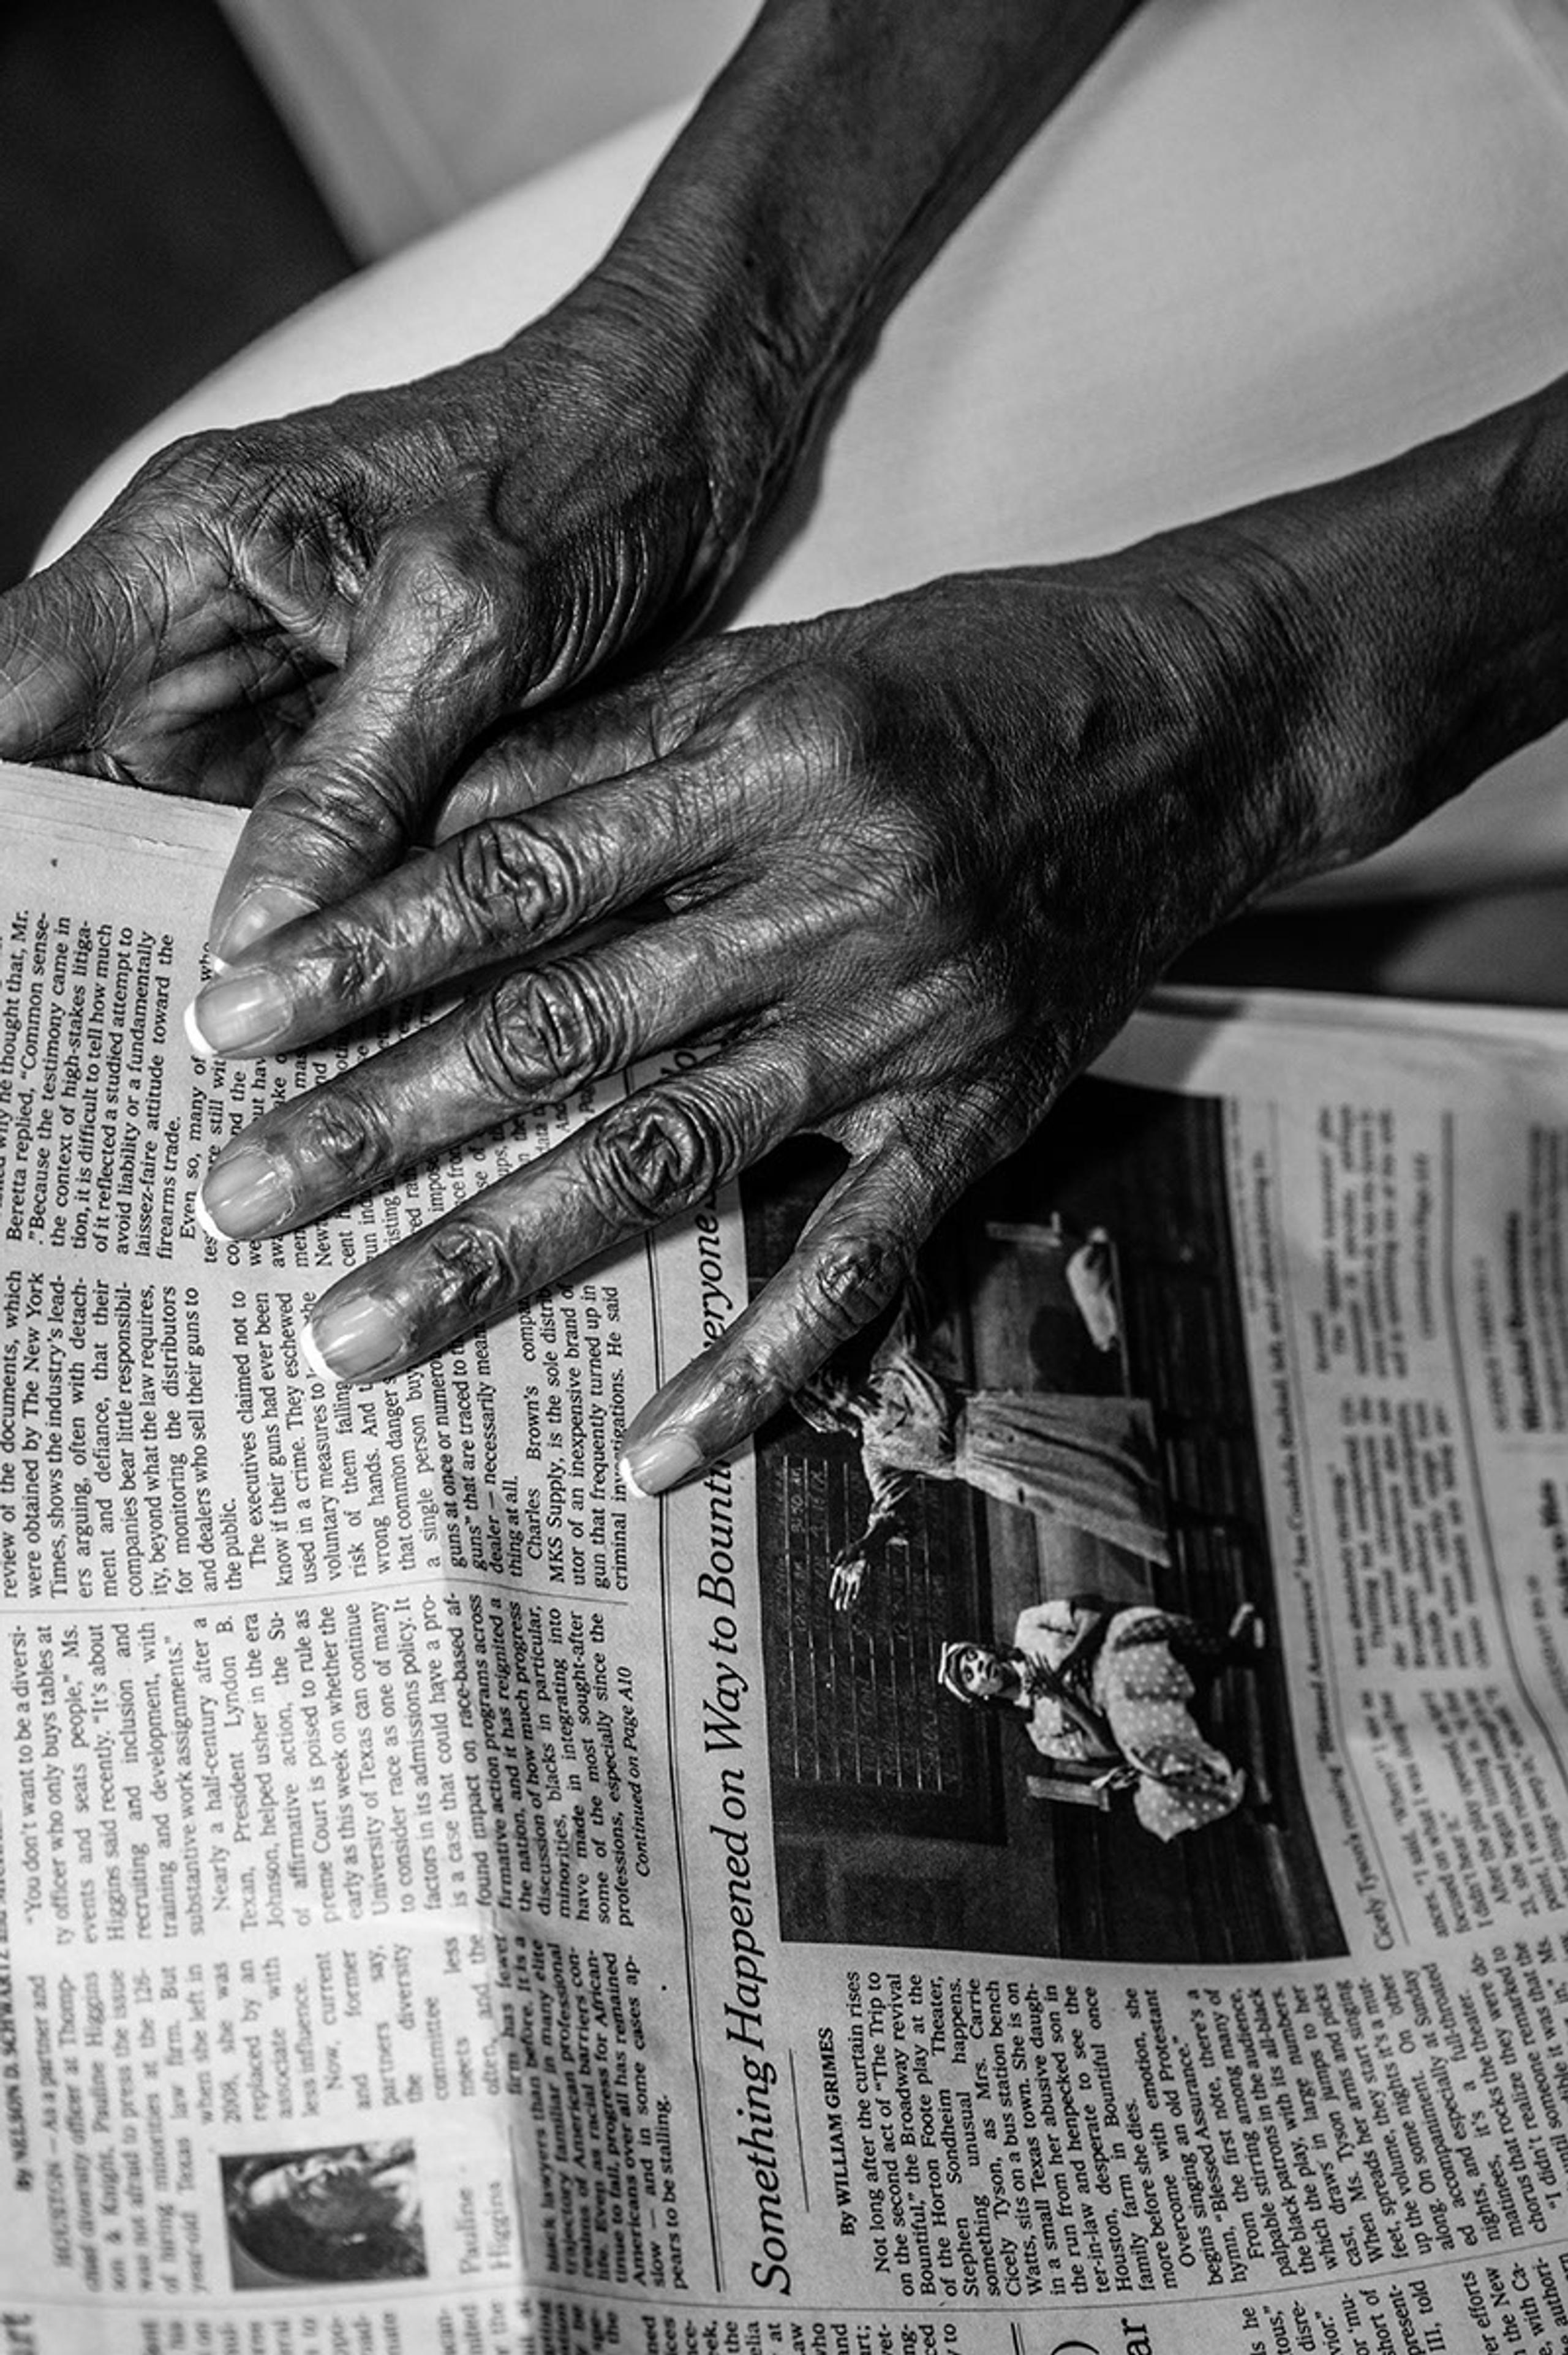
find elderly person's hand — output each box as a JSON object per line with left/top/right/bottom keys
{"left": 183, "top": 547, "right": 1316, "bottom": 1479}
{"left": 0, "top": 284, "right": 772, "bottom": 962}
{"left": 183, "top": 377, "right": 1568, "bottom": 1491}
{"left": 0, "top": 0, "right": 1144, "bottom": 968}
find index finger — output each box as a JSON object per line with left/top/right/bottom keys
{"left": 187, "top": 753, "right": 730, "bottom": 1059}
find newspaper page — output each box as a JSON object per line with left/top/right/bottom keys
{"left": 6, "top": 762, "right": 1568, "bottom": 2355}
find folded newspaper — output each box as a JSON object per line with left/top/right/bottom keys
{"left": 6, "top": 761, "right": 1568, "bottom": 2354}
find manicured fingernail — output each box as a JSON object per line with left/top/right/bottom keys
{"left": 216, "top": 883, "right": 317, "bottom": 963}
{"left": 304, "top": 1293, "right": 410, "bottom": 1383}
{"left": 185, "top": 971, "right": 290, "bottom": 1055}
{"left": 620, "top": 1432, "right": 704, "bottom": 1499}
{"left": 198, "top": 1147, "right": 293, "bottom": 1238}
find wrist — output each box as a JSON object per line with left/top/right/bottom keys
{"left": 586, "top": 0, "right": 1144, "bottom": 560}
{"left": 576, "top": 239, "right": 799, "bottom": 559}
{"left": 1191, "top": 378, "right": 1568, "bottom": 884}
{"left": 488, "top": 268, "right": 774, "bottom": 619}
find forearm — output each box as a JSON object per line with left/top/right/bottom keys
{"left": 853, "top": 1498, "right": 903, "bottom": 1562}
{"left": 1190, "top": 372, "right": 1568, "bottom": 887}
{"left": 582, "top": 0, "right": 1143, "bottom": 519}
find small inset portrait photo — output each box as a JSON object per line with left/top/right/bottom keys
{"left": 222, "top": 2140, "right": 426, "bottom": 2286}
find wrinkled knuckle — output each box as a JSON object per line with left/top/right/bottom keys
{"left": 130, "top": 427, "right": 245, "bottom": 503}
{"left": 317, "top": 925, "right": 393, "bottom": 1008}
{"left": 516, "top": 964, "right": 622, "bottom": 1083}
{"left": 470, "top": 963, "right": 619, "bottom": 1096}
{"left": 383, "top": 511, "right": 472, "bottom": 604}
{"left": 700, "top": 1347, "right": 778, "bottom": 1434}
{"left": 723, "top": 659, "right": 871, "bottom": 779}
{"left": 785, "top": 660, "right": 878, "bottom": 772}
{"left": 804, "top": 1234, "right": 905, "bottom": 1343}
{"left": 288, "top": 1087, "right": 394, "bottom": 1190}
{"left": 423, "top": 1216, "right": 517, "bottom": 1323}
{"left": 582, "top": 1094, "right": 735, "bottom": 1226}
{"left": 383, "top": 505, "right": 506, "bottom": 643}
{"left": 453, "top": 818, "right": 586, "bottom": 938}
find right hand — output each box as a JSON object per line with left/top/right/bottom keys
{"left": 829, "top": 1551, "right": 869, "bottom": 1614}
{"left": 0, "top": 273, "right": 774, "bottom": 962}
{"left": 183, "top": 534, "right": 1346, "bottom": 1488}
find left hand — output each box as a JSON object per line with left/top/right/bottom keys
{"left": 184, "top": 529, "right": 1366, "bottom": 1493}
{"left": 0, "top": 282, "right": 782, "bottom": 958}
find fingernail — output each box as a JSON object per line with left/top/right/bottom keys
{"left": 216, "top": 883, "right": 317, "bottom": 963}
{"left": 186, "top": 971, "right": 290, "bottom": 1055}
{"left": 620, "top": 1431, "right": 704, "bottom": 1499}
{"left": 304, "top": 1293, "right": 410, "bottom": 1383}
{"left": 192, "top": 1187, "right": 229, "bottom": 1245}
{"left": 198, "top": 1147, "right": 293, "bottom": 1238}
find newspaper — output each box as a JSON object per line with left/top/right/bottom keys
{"left": 5, "top": 759, "right": 1568, "bottom": 2354}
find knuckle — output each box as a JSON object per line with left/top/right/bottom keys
{"left": 699, "top": 1343, "right": 780, "bottom": 1436}
{"left": 452, "top": 818, "right": 587, "bottom": 941}
{"left": 719, "top": 658, "right": 873, "bottom": 789}
{"left": 131, "top": 426, "right": 313, "bottom": 545}
{"left": 129, "top": 426, "right": 243, "bottom": 503}
{"left": 379, "top": 492, "right": 516, "bottom": 657}
{"left": 312, "top": 921, "right": 394, "bottom": 1009}
{"left": 801, "top": 1233, "right": 905, "bottom": 1344}
{"left": 421, "top": 1215, "right": 518, "bottom": 1324}
{"left": 287, "top": 1084, "right": 394, "bottom": 1191}
{"left": 581, "top": 1091, "right": 737, "bottom": 1225}
{"left": 467, "top": 962, "right": 624, "bottom": 1096}
{"left": 765, "top": 659, "right": 878, "bottom": 776}
{"left": 383, "top": 507, "right": 486, "bottom": 609}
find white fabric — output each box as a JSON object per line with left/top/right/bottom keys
{"left": 213, "top": 0, "right": 753, "bottom": 255}
{"left": 40, "top": 0, "right": 1568, "bottom": 895}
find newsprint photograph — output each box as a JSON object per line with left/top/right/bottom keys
{"left": 745, "top": 1076, "right": 1346, "bottom": 1967}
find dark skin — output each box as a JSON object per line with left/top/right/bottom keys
{"left": 183, "top": 535, "right": 1312, "bottom": 1449}
{"left": 1, "top": 306, "right": 763, "bottom": 932}
{"left": 1, "top": 0, "right": 1139, "bottom": 952}
{"left": 6, "top": 2, "right": 1568, "bottom": 1496}
{"left": 179, "top": 401, "right": 1568, "bottom": 1495}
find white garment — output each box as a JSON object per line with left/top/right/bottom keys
{"left": 40, "top": 0, "right": 1568, "bottom": 894}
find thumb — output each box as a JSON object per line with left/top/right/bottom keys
{"left": 209, "top": 510, "right": 526, "bottom": 960}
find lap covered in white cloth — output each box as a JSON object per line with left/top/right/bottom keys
{"left": 42, "top": 0, "right": 1568, "bottom": 895}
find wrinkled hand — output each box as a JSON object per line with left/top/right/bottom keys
{"left": 0, "top": 278, "right": 764, "bottom": 962}
{"left": 185, "top": 535, "right": 1348, "bottom": 1490}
